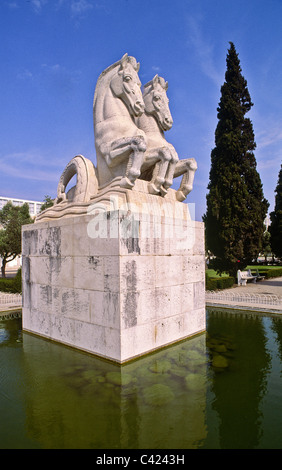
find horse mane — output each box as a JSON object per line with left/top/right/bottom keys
{"left": 142, "top": 75, "right": 168, "bottom": 98}
{"left": 93, "top": 54, "right": 139, "bottom": 123}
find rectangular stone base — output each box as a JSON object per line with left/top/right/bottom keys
{"left": 22, "top": 195, "right": 206, "bottom": 363}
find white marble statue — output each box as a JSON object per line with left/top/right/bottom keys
{"left": 51, "top": 57, "right": 197, "bottom": 214}
{"left": 55, "top": 154, "right": 98, "bottom": 204}
{"left": 137, "top": 74, "right": 197, "bottom": 201}
{"left": 93, "top": 53, "right": 147, "bottom": 190}
{"left": 137, "top": 75, "right": 179, "bottom": 196}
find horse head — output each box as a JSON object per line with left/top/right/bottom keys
{"left": 143, "top": 75, "right": 173, "bottom": 131}
{"left": 110, "top": 53, "right": 145, "bottom": 117}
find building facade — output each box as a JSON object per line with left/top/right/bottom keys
{"left": 0, "top": 196, "right": 43, "bottom": 272}
{"left": 0, "top": 196, "right": 43, "bottom": 218}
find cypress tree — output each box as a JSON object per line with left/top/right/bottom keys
{"left": 269, "top": 163, "right": 282, "bottom": 259}
{"left": 203, "top": 42, "right": 269, "bottom": 277}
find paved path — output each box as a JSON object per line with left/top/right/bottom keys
{"left": 220, "top": 276, "right": 282, "bottom": 297}
{"left": 206, "top": 276, "right": 282, "bottom": 313}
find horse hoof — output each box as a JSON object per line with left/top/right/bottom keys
{"left": 160, "top": 186, "right": 168, "bottom": 197}
{"left": 176, "top": 190, "right": 186, "bottom": 202}
{"left": 148, "top": 183, "right": 160, "bottom": 195}
{"left": 120, "top": 177, "right": 134, "bottom": 189}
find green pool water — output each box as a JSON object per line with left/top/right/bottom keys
{"left": 1, "top": 308, "right": 282, "bottom": 449}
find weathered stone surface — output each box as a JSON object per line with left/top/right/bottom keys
{"left": 21, "top": 54, "right": 205, "bottom": 363}
{"left": 22, "top": 188, "right": 205, "bottom": 363}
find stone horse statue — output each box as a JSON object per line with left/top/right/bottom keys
{"left": 137, "top": 74, "right": 197, "bottom": 201}
{"left": 51, "top": 59, "right": 197, "bottom": 212}
{"left": 93, "top": 53, "right": 147, "bottom": 189}
{"left": 54, "top": 54, "right": 146, "bottom": 205}
{"left": 137, "top": 75, "right": 179, "bottom": 196}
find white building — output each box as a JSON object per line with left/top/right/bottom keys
{"left": 264, "top": 214, "right": 270, "bottom": 231}
{"left": 0, "top": 196, "right": 43, "bottom": 218}
{"left": 0, "top": 196, "right": 43, "bottom": 272}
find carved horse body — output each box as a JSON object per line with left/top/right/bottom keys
{"left": 137, "top": 75, "right": 197, "bottom": 201}
{"left": 137, "top": 75, "right": 178, "bottom": 196}
{"left": 53, "top": 61, "right": 196, "bottom": 209}
{"left": 93, "top": 53, "right": 147, "bottom": 189}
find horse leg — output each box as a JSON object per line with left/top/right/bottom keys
{"left": 162, "top": 148, "right": 179, "bottom": 195}
{"left": 148, "top": 161, "right": 163, "bottom": 195}
{"left": 174, "top": 158, "right": 197, "bottom": 202}
{"left": 148, "top": 147, "right": 171, "bottom": 195}
{"left": 107, "top": 136, "right": 146, "bottom": 189}
{"left": 120, "top": 136, "right": 147, "bottom": 189}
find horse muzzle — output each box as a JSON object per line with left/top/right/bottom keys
{"left": 161, "top": 116, "right": 173, "bottom": 131}
{"left": 133, "top": 100, "right": 145, "bottom": 116}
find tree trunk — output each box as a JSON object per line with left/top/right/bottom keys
{"left": 1, "top": 260, "right": 6, "bottom": 278}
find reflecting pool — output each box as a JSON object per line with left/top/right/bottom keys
{"left": 1, "top": 308, "right": 282, "bottom": 449}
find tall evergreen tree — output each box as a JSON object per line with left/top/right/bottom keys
{"left": 203, "top": 42, "right": 269, "bottom": 277}
{"left": 269, "top": 163, "right": 282, "bottom": 259}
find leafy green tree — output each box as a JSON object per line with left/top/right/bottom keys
{"left": 203, "top": 42, "right": 269, "bottom": 277}
{"left": 269, "top": 163, "right": 282, "bottom": 259}
{"left": 40, "top": 195, "right": 54, "bottom": 212}
{"left": 0, "top": 201, "right": 33, "bottom": 277}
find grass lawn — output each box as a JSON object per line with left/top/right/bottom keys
{"left": 246, "top": 265, "right": 280, "bottom": 271}
{"left": 207, "top": 266, "right": 281, "bottom": 278}
{"left": 206, "top": 264, "right": 282, "bottom": 290}
{"left": 206, "top": 269, "right": 229, "bottom": 278}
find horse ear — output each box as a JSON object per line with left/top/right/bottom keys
{"left": 120, "top": 53, "right": 128, "bottom": 68}
{"left": 165, "top": 80, "right": 168, "bottom": 90}
{"left": 152, "top": 74, "right": 159, "bottom": 87}
{"left": 136, "top": 62, "right": 140, "bottom": 72}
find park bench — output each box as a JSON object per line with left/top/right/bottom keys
{"left": 237, "top": 269, "right": 257, "bottom": 286}
{"left": 254, "top": 269, "right": 265, "bottom": 281}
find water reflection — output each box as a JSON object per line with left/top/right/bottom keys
{"left": 0, "top": 315, "right": 22, "bottom": 345}
{"left": 1, "top": 310, "right": 282, "bottom": 448}
{"left": 206, "top": 309, "right": 271, "bottom": 449}
{"left": 270, "top": 317, "right": 282, "bottom": 365}
{"left": 22, "top": 330, "right": 207, "bottom": 449}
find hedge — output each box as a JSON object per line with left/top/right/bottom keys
{"left": 0, "top": 278, "right": 15, "bottom": 292}
{"left": 265, "top": 268, "right": 282, "bottom": 279}
{"left": 0, "top": 268, "right": 22, "bottom": 294}
{"left": 206, "top": 274, "right": 235, "bottom": 291}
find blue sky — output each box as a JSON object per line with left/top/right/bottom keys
{"left": 1, "top": 0, "right": 281, "bottom": 221}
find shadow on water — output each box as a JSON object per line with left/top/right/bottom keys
{"left": 1, "top": 309, "right": 282, "bottom": 449}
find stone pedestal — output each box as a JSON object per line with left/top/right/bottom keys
{"left": 22, "top": 180, "right": 205, "bottom": 363}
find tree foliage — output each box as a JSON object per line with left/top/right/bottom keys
{"left": 0, "top": 201, "right": 33, "bottom": 277}
{"left": 269, "top": 163, "right": 282, "bottom": 258}
{"left": 203, "top": 42, "right": 269, "bottom": 276}
{"left": 40, "top": 195, "right": 54, "bottom": 213}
